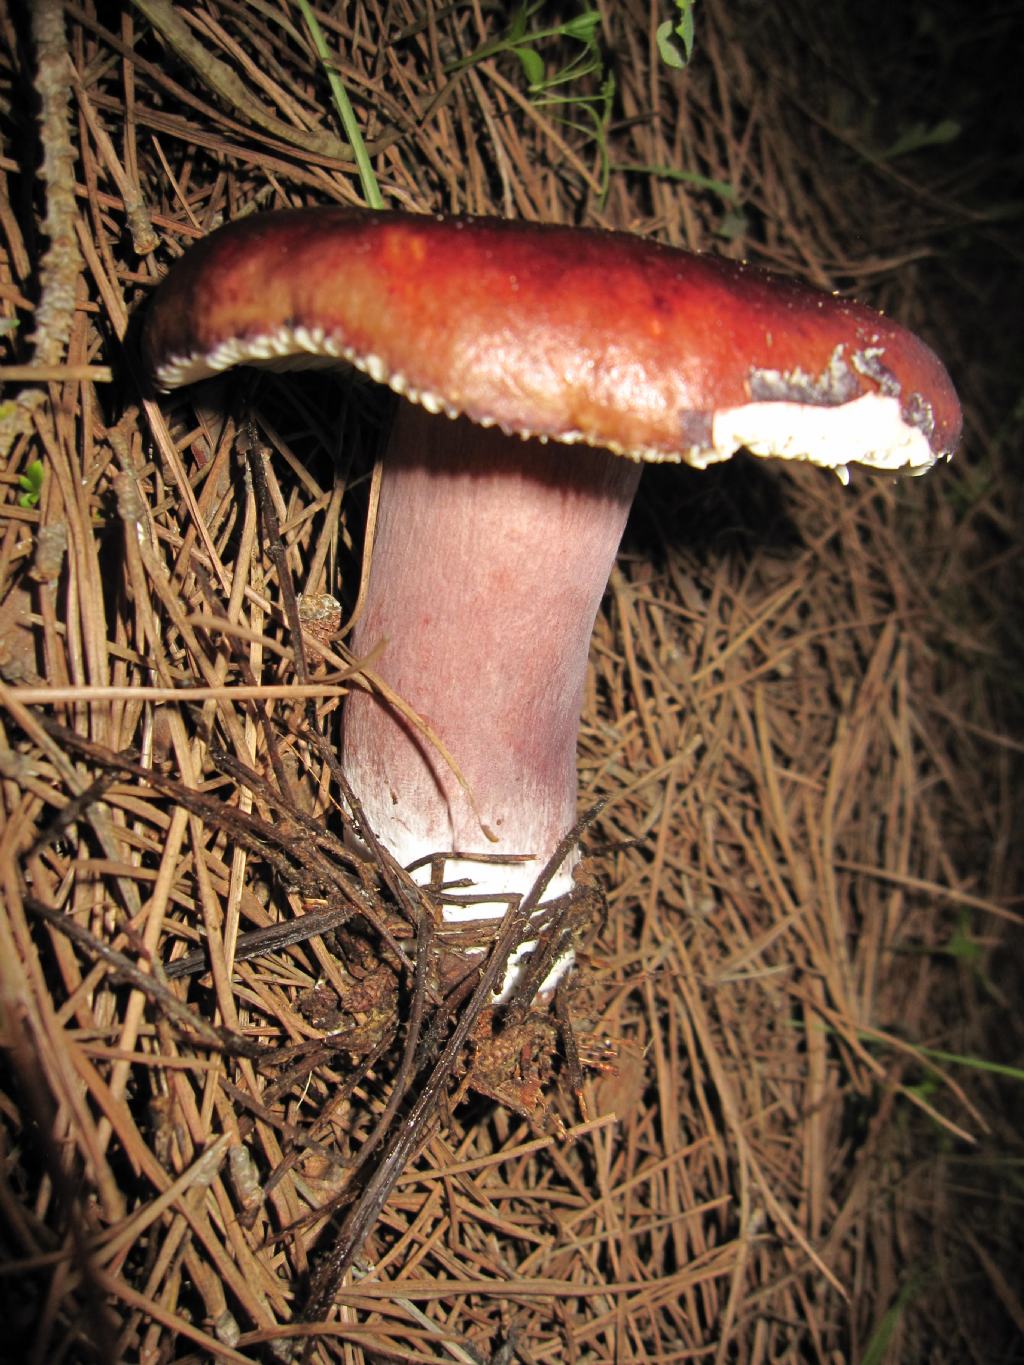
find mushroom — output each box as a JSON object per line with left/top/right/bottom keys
{"left": 143, "top": 208, "right": 961, "bottom": 995}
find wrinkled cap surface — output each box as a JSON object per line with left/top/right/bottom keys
{"left": 143, "top": 208, "right": 961, "bottom": 477}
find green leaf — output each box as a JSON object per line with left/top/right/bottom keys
{"left": 17, "top": 459, "right": 44, "bottom": 508}
{"left": 717, "top": 208, "right": 750, "bottom": 241}
{"left": 561, "top": 11, "right": 601, "bottom": 43}
{"left": 656, "top": 20, "right": 683, "bottom": 68}
{"left": 611, "top": 161, "right": 736, "bottom": 202}
{"left": 945, "top": 913, "right": 983, "bottom": 966}
{"left": 879, "top": 117, "right": 961, "bottom": 161}
{"left": 514, "top": 45, "right": 545, "bottom": 87}
{"left": 18, "top": 459, "right": 43, "bottom": 492}
{"left": 507, "top": 3, "right": 533, "bottom": 43}
{"left": 861, "top": 1274, "right": 923, "bottom": 1365}
{"left": 657, "top": 1, "right": 696, "bottom": 70}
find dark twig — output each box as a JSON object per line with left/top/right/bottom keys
{"left": 24, "top": 770, "right": 119, "bottom": 861}
{"left": 301, "top": 720, "right": 447, "bottom": 945}
{"left": 554, "top": 982, "right": 590, "bottom": 1123}
{"left": 129, "top": 0, "right": 400, "bottom": 163}
{"left": 501, "top": 835, "right": 606, "bottom": 1028}
{"left": 35, "top": 719, "right": 408, "bottom": 968}
{"left": 26, "top": 898, "right": 264, "bottom": 1059}
{"left": 163, "top": 905, "right": 356, "bottom": 979}
{"left": 343, "top": 904, "right": 434, "bottom": 1176}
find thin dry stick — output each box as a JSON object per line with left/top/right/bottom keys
{"left": 29, "top": 0, "right": 80, "bottom": 369}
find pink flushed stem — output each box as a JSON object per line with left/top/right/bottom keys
{"left": 343, "top": 404, "right": 641, "bottom": 957}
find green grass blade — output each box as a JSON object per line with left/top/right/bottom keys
{"left": 295, "top": 0, "right": 384, "bottom": 209}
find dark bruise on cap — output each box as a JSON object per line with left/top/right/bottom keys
{"left": 143, "top": 208, "right": 962, "bottom": 480}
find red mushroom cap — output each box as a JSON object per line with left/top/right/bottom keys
{"left": 143, "top": 208, "right": 961, "bottom": 478}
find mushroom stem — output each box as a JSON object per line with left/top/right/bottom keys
{"left": 343, "top": 403, "right": 641, "bottom": 982}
